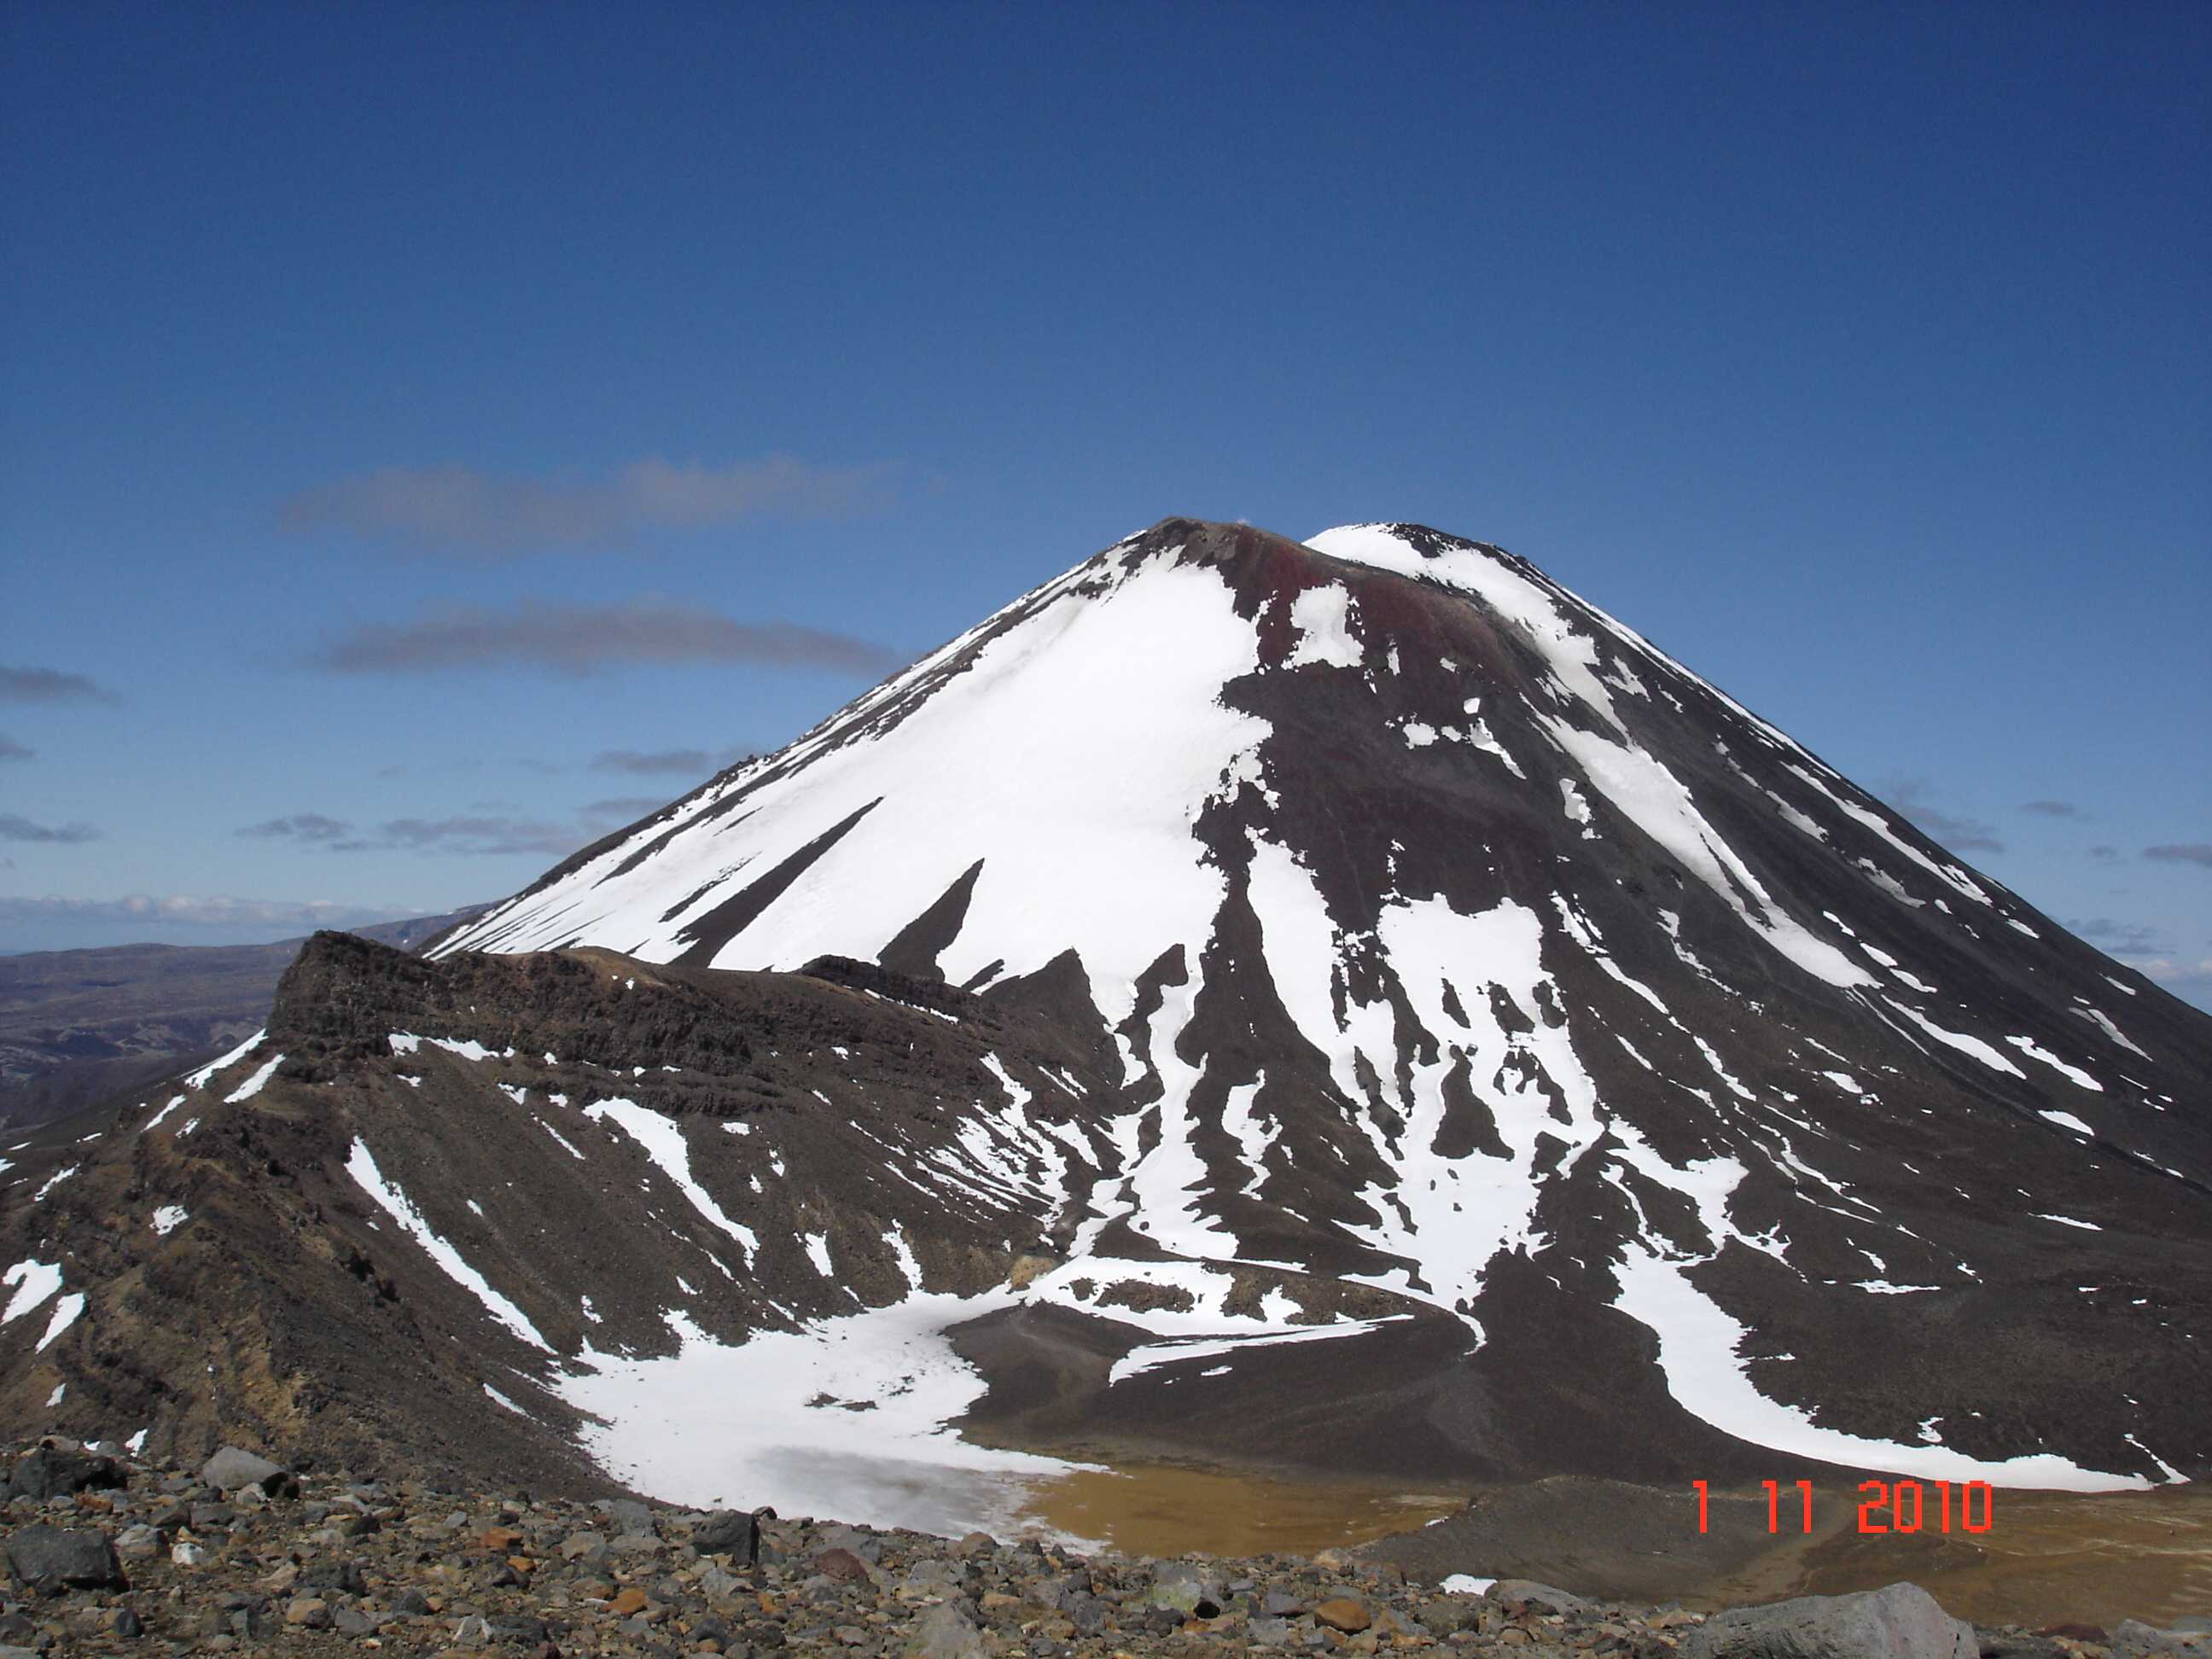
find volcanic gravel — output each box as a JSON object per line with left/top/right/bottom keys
{"left": 3, "top": 1440, "right": 2197, "bottom": 1658}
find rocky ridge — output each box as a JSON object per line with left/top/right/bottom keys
{"left": 3, "top": 1438, "right": 2204, "bottom": 1659}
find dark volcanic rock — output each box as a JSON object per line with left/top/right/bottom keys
{"left": 3, "top": 1522, "right": 125, "bottom": 1591}
{"left": 693, "top": 1506, "right": 761, "bottom": 1562}
{"left": 5, "top": 1447, "right": 122, "bottom": 1501}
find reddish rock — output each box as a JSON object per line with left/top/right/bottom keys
{"left": 1316, "top": 1597, "right": 1373, "bottom": 1633}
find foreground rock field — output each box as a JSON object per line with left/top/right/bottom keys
{"left": 1, "top": 1440, "right": 2204, "bottom": 1658}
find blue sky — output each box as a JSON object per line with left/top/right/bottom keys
{"left": 3, "top": 2, "right": 2207, "bottom": 1007}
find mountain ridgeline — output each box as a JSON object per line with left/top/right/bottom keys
{"left": 4, "top": 518, "right": 2206, "bottom": 1509}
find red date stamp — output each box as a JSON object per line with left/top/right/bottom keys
{"left": 1694, "top": 1478, "right": 1995, "bottom": 1534}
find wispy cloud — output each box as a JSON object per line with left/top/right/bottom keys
{"left": 2088, "top": 845, "right": 2119, "bottom": 862}
{"left": 242, "top": 796, "right": 676, "bottom": 859}
{"left": 0, "top": 894, "right": 418, "bottom": 930}
{"left": 0, "top": 733, "right": 30, "bottom": 761}
{"left": 0, "top": 813, "right": 100, "bottom": 844}
{"left": 329, "top": 816, "right": 580, "bottom": 857}
{"left": 314, "top": 598, "right": 900, "bottom": 678}
{"left": 2020, "top": 799, "right": 2087, "bottom": 819}
{"left": 237, "top": 813, "right": 352, "bottom": 842}
{"left": 2133, "top": 955, "right": 2212, "bottom": 986}
{"left": 2145, "top": 843, "right": 2212, "bottom": 869}
{"left": 1880, "top": 778, "right": 2005, "bottom": 854}
{"left": 2068, "top": 917, "right": 2166, "bottom": 957}
{"left": 279, "top": 454, "right": 899, "bottom": 553}
{"left": 0, "top": 665, "right": 116, "bottom": 704}
{"left": 590, "top": 747, "right": 748, "bottom": 776}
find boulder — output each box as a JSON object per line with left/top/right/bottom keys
{"left": 1685, "top": 1582, "right": 1976, "bottom": 1659}
{"left": 698, "top": 1563, "right": 746, "bottom": 1602}
{"left": 200, "top": 1446, "right": 286, "bottom": 1493}
{"left": 2113, "top": 1621, "right": 2212, "bottom": 1657}
{"left": 1315, "top": 1598, "right": 1375, "bottom": 1633}
{"left": 816, "top": 1545, "right": 874, "bottom": 1583}
{"left": 7, "top": 1446, "right": 124, "bottom": 1500}
{"left": 692, "top": 1507, "right": 760, "bottom": 1562}
{"left": 819, "top": 1522, "right": 883, "bottom": 1562}
{"left": 1150, "top": 1561, "right": 1224, "bottom": 1615}
{"left": 905, "top": 1600, "right": 987, "bottom": 1659}
{"left": 1491, "top": 1578, "right": 1588, "bottom": 1614}
{"left": 3, "top": 1524, "right": 126, "bottom": 1592}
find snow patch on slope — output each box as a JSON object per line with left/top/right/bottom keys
{"left": 346, "top": 1139, "right": 550, "bottom": 1350}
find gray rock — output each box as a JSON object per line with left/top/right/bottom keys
{"left": 906, "top": 1599, "right": 988, "bottom": 1659}
{"left": 1489, "top": 1578, "right": 1588, "bottom": 1614}
{"left": 229, "top": 1606, "right": 277, "bottom": 1639}
{"left": 3, "top": 1522, "right": 126, "bottom": 1591}
{"left": 904, "top": 1557, "right": 973, "bottom": 1593}
{"left": 695, "top": 1508, "right": 762, "bottom": 1563}
{"left": 200, "top": 1446, "right": 284, "bottom": 1493}
{"left": 1685, "top": 1581, "right": 1976, "bottom": 1659}
{"left": 1261, "top": 1588, "right": 1307, "bottom": 1616}
{"left": 819, "top": 1522, "right": 884, "bottom": 1563}
{"left": 300, "top": 1558, "right": 367, "bottom": 1596}
{"left": 1250, "top": 1615, "right": 1299, "bottom": 1645}
{"left": 607, "top": 1497, "right": 656, "bottom": 1537}
{"left": 113, "top": 1522, "right": 161, "bottom": 1560}
{"left": 2114, "top": 1621, "right": 2212, "bottom": 1656}
{"left": 1150, "top": 1560, "right": 1223, "bottom": 1614}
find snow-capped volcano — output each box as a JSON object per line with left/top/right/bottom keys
{"left": 9, "top": 519, "right": 2205, "bottom": 1521}
{"left": 423, "top": 517, "right": 2208, "bottom": 1487}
